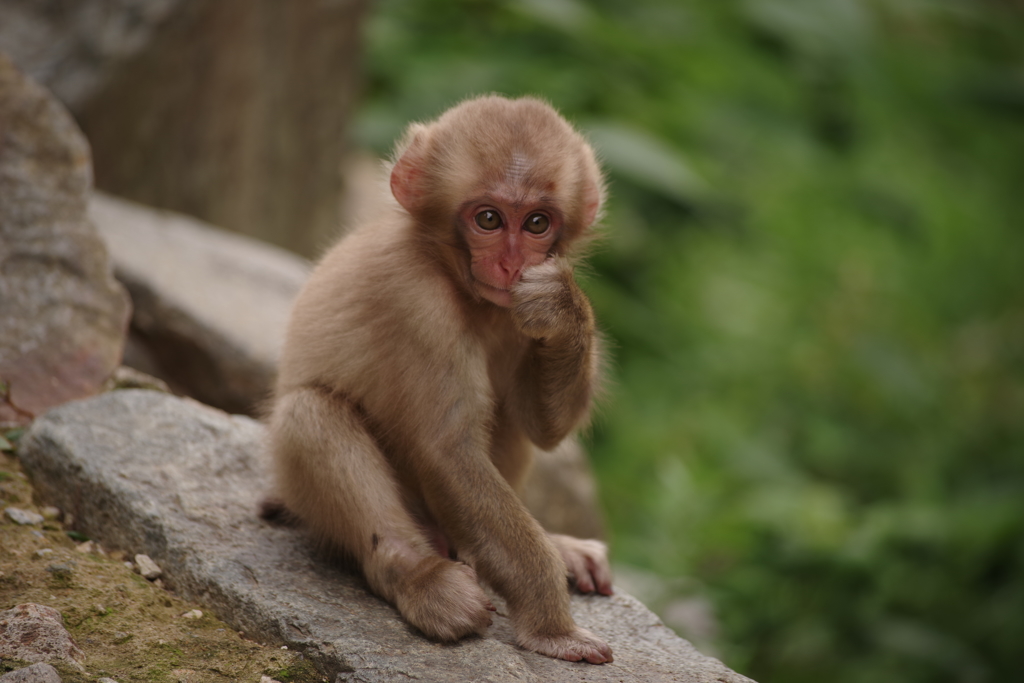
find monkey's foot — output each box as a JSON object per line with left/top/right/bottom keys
{"left": 395, "top": 557, "right": 493, "bottom": 641}
{"left": 549, "top": 534, "right": 614, "bottom": 595}
{"left": 518, "top": 626, "right": 614, "bottom": 664}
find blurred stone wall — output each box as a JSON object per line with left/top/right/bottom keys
{"left": 0, "top": 0, "right": 368, "bottom": 258}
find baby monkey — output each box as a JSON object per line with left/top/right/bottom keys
{"left": 265, "top": 95, "right": 613, "bottom": 663}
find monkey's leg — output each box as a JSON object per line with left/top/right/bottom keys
{"left": 269, "top": 387, "right": 494, "bottom": 641}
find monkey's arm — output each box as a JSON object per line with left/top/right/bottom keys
{"left": 372, "top": 334, "right": 607, "bottom": 663}
{"left": 510, "top": 257, "right": 600, "bottom": 449}
{"left": 412, "top": 402, "right": 611, "bottom": 663}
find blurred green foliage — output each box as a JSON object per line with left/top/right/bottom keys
{"left": 356, "top": 1, "right": 1024, "bottom": 681}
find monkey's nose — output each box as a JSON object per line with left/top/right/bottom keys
{"left": 498, "top": 261, "right": 523, "bottom": 285}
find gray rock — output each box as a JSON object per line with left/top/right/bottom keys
{"left": 0, "top": 662, "right": 62, "bottom": 683}
{"left": 0, "top": 53, "right": 131, "bottom": 428}
{"left": 89, "top": 191, "right": 311, "bottom": 415}
{"left": 4, "top": 507, "right": 44, "bottom": 526}
{"left": 134, "top": 553, "right": 162, "bottom": 580}
{"left": 0, "top": 604, "right": 85, "bottom": 671}
{"left": 20, "top": 390, "right": 755, "bottom": 683}
{"left": 0, "top": 0, "right": 183, "bottom": 109}
{"left": 75, "top": 1, "right": 366, "bottom": 259}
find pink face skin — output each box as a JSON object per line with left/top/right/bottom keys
{"left": 459, "top": 195, "right": 561, "bottom": 307}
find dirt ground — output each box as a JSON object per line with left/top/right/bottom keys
{"left": 0, "top": 432, "right": 323, "bottom": 683}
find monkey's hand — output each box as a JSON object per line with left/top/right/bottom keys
{"left": 511, "top": 258, "right": 593, "bottom": 342}
{"left": 549, "top": 534, "right": 614, "bottom": 596}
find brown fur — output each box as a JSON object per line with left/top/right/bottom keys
{"left": 266, "top": 96, "right": 613, "bottom": 663}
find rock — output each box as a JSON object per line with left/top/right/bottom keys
{"left": 522, "top": 438, "right": 606, "bottom": 540}
{"left": 79, "top": 1, "right": 366, "bottom": 258}
{"left": 0, "top": 1, "right": 365, "bottom": 258}
{"left": 0, "top": 53, "right": 131, "bottom": 428}
{"left": 0, "top": 662, "right": 62, "bottom": 683}
{"left": 134, "top": 554, "right": 162, "bottom": 580}
{"left": 0, "top": 603, "right": 85, "bottom": 671}
{"left": 0, "top": 1, "right": 184, "bottom": 109}
{"left": 4, "top": 507, "right": 44, "bottom": 526}
{"left": 89, "top": 192, "right": 312, "bottom": 415}
{"left": 19, "top": 391, "right": 755, "bottom": 683}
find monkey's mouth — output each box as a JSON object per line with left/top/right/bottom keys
{"left": 474, "top": 279, "right": 514, "bottom": 308}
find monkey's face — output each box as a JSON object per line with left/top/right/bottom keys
{"left": 459, "top": 192, "right": 561, "bottom": 307}
{"left": 389, "top": 96, "right": 604, "bottom": 308}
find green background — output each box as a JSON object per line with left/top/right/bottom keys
{"left": 356, "top": 2, "right": 1024, "bottom": 682}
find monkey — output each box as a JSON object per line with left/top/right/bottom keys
{"left": 264, "top": 95, "right": 613, "bottom": 664}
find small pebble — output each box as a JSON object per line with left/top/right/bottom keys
{"left": 34, "top": 548, "right": 54, "bottom": 558}
{"left": 98, "top": 679, "right": 118, "bottom": 683}
{"left": 75, "top": 540, "right": 95, "bottom": 553}
{"left": 124, "top": 561, "right": 134, "bottom": 570}
{"left": 5, "top": 506, "right": 44, "bottom": 525}
{"left": 181, "top": 609, "right": 203, "bottom": 619}
{"left": 134, "top": 553, "right": 162, "bottom": 580}
{"left": 40, "top": 506, "right": 61, "bottom": 520}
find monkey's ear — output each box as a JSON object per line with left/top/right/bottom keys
{"left": 581, "top": 169, "right": 606, "bottom": 228}
{"left": 390, "top": 123, "right": 430, "bottom": 213}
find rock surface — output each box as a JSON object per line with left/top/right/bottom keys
{"left": 0, "top": 0, "right": 366, "bottom": 258}
{"left": 76, "top": 0, "right": 366, "bottom": 258}
{"left": 134, "top": 554, "right": 163, "bottom": 581}
{"left": 0, "top": 603, "right": 85, "bottom": 671}
{"left": 0, "top": 53, "right": 131, "bottom": 428}
{"left": 0, "top": 662, "right": 62, "bottom": 683}
{"left": 20, "top": 390, "right": 754, "bottom": 683}
{"left": 0, "top": 0, "right": 183, "bottom": 109}
{"left": 3, "top": 507, "right": 44, "bottom": 526}
{"left": 89, "top": 191, "right": 311, "bottom": 415}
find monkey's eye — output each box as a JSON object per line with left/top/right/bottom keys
{"left": 475, "top": 210, "right": 502, "bottom": 230}
{"left": 523, "top": 213, "right": 550, "bottom": 235}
